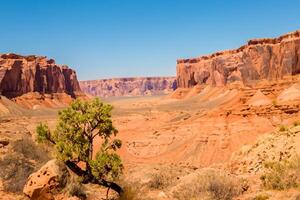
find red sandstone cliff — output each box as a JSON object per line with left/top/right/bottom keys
{"left": 80, "top": 77, "right": 177, "bottom": 98}
{"left": 0, "top": 53, "right": 82, "bottom": 98}
{"left": 177, "top": 30, "right": 300, "bottom": 88}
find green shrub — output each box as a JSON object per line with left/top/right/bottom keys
{"left": 260, "top": 157, "right": 300, "bottom": 190}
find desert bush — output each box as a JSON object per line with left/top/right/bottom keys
{"left": 117, "top": 179, "right": 146, "bottom": 200}
{"left": 260, "top": 156, "right": 300, "bottom": 190}
{"left": 148, "top": 168, "right": 181, "bottom": 189}
{"left": 173, "top": 170, "right": 245, "bottom": 200}
{"left": 271, "top": 100, "right": 277, "bottom": 106}
{"left": 253, "top": 194, "right": 269, "bottom": 200}
{"left": 279, "top": 125, "right": 288, "bottom": 132}
{"left": 0, "top": 137, "right": 50, "bottom": 193}
{"left": 293, "top": 121, "right": 300, "bottom": 127}
{"left": 66, "top": 182, "right": 87, "bottom": 200}
{"left": 118, "top": 185, "right": 141, "bottom": 200}
{"left": 12, "top": 137, "right": 50, "bottom": 163}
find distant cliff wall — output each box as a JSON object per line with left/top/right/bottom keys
{"left": 177, "top": 30, "right": 300, "bottom": 88}
{"left": 0, "top": 53, "right": 81, "bottom": 98}
{"left": 80, "top": 77, "right": 177, "bottom": 98}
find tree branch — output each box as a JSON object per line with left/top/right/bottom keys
{"left": 89, "top": 176, "right": 123, "bottom": 194}
{"left": 64, "top": 160, "right": 123, "bottom": 195}
{"left": 65, "top": 160, "right": 86, "bottom": 177}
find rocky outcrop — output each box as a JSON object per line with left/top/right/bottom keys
{"left": 23, "top": 159, "right": 68, "bottom": 200}
{"left": 0, "top": 53, "right": 81, "bottom": 98}
{"left": 177, "top": 30, "right": 300, "bottom": 88}
{"left": 80, "top": 77, "right": 177, "bottom": 98}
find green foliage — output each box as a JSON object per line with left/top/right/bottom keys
{"left": 36, "top": 123, "right": 52, "bottom": 143}
{"left": 36, "top": 98, "right": 123, "bottom": 182}
{"left": 90, "top": 151, "right": 123, "bottom": 181}
{"left": 260, "top": 157, "right": 300, "bottom": 190}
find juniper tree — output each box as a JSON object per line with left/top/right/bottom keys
{"left": 36, "top": 98, "right": 123, "bottom": 194}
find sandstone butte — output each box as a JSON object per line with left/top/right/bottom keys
{"left": 0, "top": 53, "right": 84, "bottom": 108}
{"left": 177, "top": 30, "right": 300, "bottom": 88}
{"left": 80, "top": 77, "right": 177, "bottom": 98}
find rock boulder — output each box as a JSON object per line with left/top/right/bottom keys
{"left": 23, "top": 159, "right": 68, "bottom": 200}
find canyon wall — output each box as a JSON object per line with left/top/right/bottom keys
{"left": 80, "top": 77, "right": 177, "bottom": 98}
{"left": 0, "top": 53, "right": 82, "bottom": 98}
{"left": 177, "top": 30, "right": 300, "bottom": 88}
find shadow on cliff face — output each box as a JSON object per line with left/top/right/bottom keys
{"left": 0, "top": 53, "right": 82, "bottom": 99}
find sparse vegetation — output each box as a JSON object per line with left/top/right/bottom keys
{"left": 67, "top": 182, "right": 87, "bottom": 200}
{"left": 293, "top": 120, "right": 300, "bottom": 127}
{"left": 279, "top": 125, "right": 288, "bottom": 132}
{"left": 0, "top": 137, "right": 50, "bottom": 193}
{"left": 253, "top": 194, "right": 269, "bottom": 200}
{"left": 149, "top": 169, "right": 179, "bottom": 189}
{"left": 260, "top": 156, "right": 300, "bottom": 190}
{"left": 118, "top": 185, "right": 142, "bottom": 200}
{"left": 173, "top": 170, "right": 245, "bottom": 200}
{"left": 271, "top": 99, "right": 278, "bottom": 106}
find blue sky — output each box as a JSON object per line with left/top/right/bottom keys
{"left": 1, "top": 0, "right": 300, "bottom": 80}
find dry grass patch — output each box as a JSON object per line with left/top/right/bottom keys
{"left": 293, "top": 121, "right": 300, "bottom": 127}
{"left": 118, "top": 185, "right": 141, "bottom": 200}
{"left": 66, "top": 182, "right": 87, "bottom": 200}
{"left": 173, "top": 170, "right": 246, "bottom": 200}
{"left": 118, "top": 180, "right": 146, "bottom": 200}
{"left": 253, "top": 194, "right": 269, "bottom": 200}
{"left": 279, "top": 125, "right": 288, "bottom": 132}
{"left": 0, "top": 137, "right": 50, "bottom": 193}
{"left": 260, "top": 156, "right": 300, "bottom": 190}
{"left": 148, "top": 167, "right": 185, "bottom": 190}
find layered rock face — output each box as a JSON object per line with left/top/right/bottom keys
{"left": 177, "top": 30, "right": 300, "bottom": 88}
{"left": 80, "top": 77, "right": 177, "bottom": 98}
{"left": 0, "top": 53, "right": 81, "bottom": 98}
